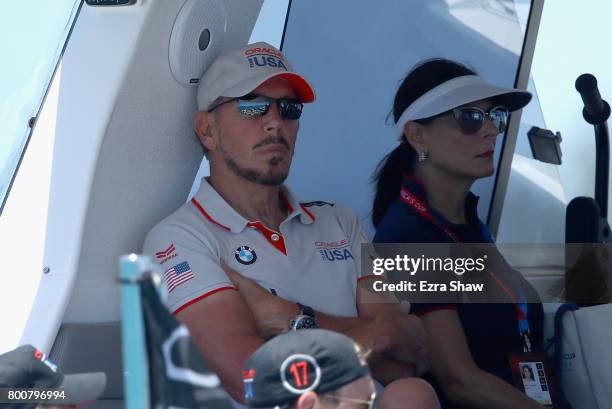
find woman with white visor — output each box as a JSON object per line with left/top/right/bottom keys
{"left": 372, "top": 59, "right": 547, "bottom": 409}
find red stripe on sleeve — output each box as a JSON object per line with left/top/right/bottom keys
{"left": 172, "top": 286, "right": 237, "bottom": 315}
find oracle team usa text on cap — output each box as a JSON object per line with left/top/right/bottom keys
{"left": 197, "top": 42, "right": 316, "bottom": 111}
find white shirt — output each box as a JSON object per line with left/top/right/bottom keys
{"left": 143, "top": 178, "right": 368, "bottom": 316}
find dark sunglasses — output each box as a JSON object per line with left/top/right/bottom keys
{"left": 451, "top": 105, "right": 509, "bottom": 135}
{"left": 208, "top": 93, "right": 303, "bottom": 120}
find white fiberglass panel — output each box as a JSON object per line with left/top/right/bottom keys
{"left": 0, "top": 65, "right": 62, "bottom": 354}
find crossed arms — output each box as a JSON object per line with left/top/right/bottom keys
{"left": 176, "top": 262, "right": 429, "bottom": 403}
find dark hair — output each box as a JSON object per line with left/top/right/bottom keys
{"left": 371, "top": 58, "right": 477, "bottom": 227}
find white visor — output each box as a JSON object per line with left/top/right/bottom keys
{"left": 394, "top": 75, "right": 532, "bottom": 137}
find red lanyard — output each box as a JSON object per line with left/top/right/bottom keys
{"left": 399, "top": 185, "right": 531, "bottom": 351}
{"left": 400, "top": 186, "right": 462, "bottom": 242}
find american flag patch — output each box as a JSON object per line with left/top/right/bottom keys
{"left": 164, "top": 261, "right": 194, "bottom": 293}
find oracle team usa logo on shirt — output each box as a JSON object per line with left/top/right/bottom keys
{"left": 314, "top": 239, "right": 354, "bottom": 262}
{"left": 235, "top": 246, "right": 257, "bottom": 265}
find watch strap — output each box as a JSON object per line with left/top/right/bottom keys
{"left": 297, "top": 303, "right": 315, "bottom": 318}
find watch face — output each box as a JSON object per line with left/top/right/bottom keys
{"left": 291, "top": 316, "right": 318, "bottom": 330}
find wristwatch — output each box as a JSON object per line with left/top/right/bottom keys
{"left": 289, "top": 303, "right": 319, "bottom": 330}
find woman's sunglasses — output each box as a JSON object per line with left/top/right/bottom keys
{"left": 451, "top": 105, "right": 509, "bottom": 135}
{"left": 208, "top": 93, "right": 303, "bottom": 120}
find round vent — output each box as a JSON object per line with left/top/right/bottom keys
{"left": 169, "top": 0, "right": 228, "bottom": 85}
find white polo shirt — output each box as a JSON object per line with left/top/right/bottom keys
{"left": 143, "top": 178, "right": 368, "bottom": 316}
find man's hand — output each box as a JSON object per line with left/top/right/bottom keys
{"left": 373, "top": 306, "right": 429, "bottom": 376}
{"left": 221, "top": 261, "right": 295, "bottom": 339}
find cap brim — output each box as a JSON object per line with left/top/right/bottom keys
{"left": 395, "top": 75, "right": 532, "bottom": 137}
{"left": 221, "top": 71, "right": 316, "bottom": 104}
{"left": 488, "top": 88, "right": 532, "bottom": 112}
{"left": 59, "top": 372, "right": 106, "bottom": 404}
{"left": 420, "top": 82, "right": 532, "bottom": 118}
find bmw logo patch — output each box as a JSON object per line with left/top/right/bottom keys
{"left": 235, "top": 246, "right": 257, "bottom": 265}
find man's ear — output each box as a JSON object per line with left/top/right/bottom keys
{"left": 403, "top": 121, "right": 428, "bottom": 153}
{"left": 194, "top": 111, "right": 217, "bottom": 152}
{"left": 295, "top": 392, "right": 318, "bottom": 409}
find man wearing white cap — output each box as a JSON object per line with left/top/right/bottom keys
{"left": 143, "top": 42, "right": 438, "bottom": 408}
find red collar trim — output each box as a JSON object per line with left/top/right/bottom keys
{"left": 246, "top": 221, "right": 287, "bottom": 255}
{"left": 280, "top": 190, "right": 315, "bottom": 222}
{"left": 191, "top": 198, "right": 231, "bottom": 232}
{"left": 192, "top": 195, "right": 288, "bottom": 255}
{"left": 299, "top": 204, "right": 316, "bottom": 221}
{"left": 191, "top": 191, "right": 311, "bottom": 254}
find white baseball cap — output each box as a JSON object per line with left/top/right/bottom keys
{"left": 197, "top": 42, "right": 316, "bottom": 111}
